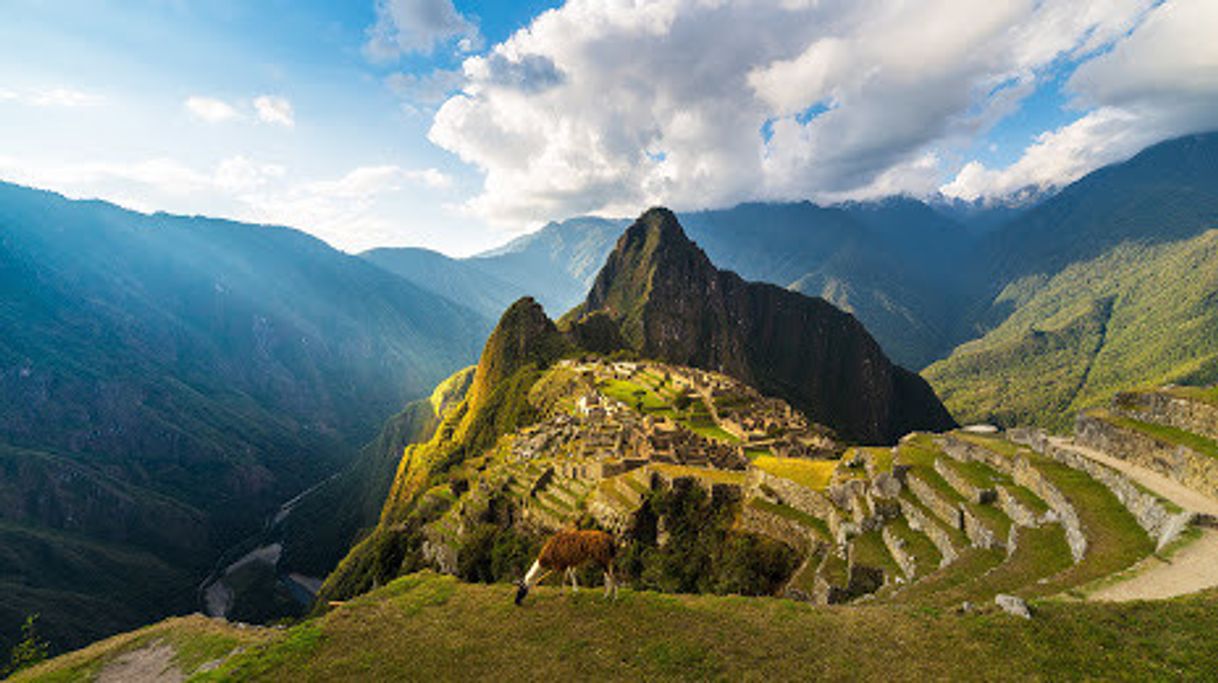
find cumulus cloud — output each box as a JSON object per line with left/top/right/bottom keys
{"left": 185, "top": 96, "right": 240, "bottom": 123}
{"left": 365, "top": 0, "right": 481, "bottom": 61}
{"left": 423, "top": 0, "right": 1162, "bottom": 226}
{"left": 942, "top": 0, "right": 1218, "bottom": 200}
{"left": 254, "top": 95, "right": 295, "bottom": 127}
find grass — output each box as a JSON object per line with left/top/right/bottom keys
{"left": 1091, "top": 408, "right": 1218, "bottom": 460}
{"left": 598, "top": 378, "right": 742, "bottom": 444}
{"left": 851, "top": 530, "right": 902, "bottom": 580}
{"left": 752, "top": 456, "right": 837, "bottom": 490}
{"left": 884, "top": 517, "right": 942, "bottom": 577}
{"left": 12, "top": 614, "right": 273, "bottom": 682}
{"left": 1165, "top": 384, "right": 1218, "bottom": 407}
{"left": 866, "top": 447, "right": 895, "bottom": 474}
{"left": 1018, "top": 454, "right": 1154, "bottom": 599}
{"left": 747, "top": 499, "right": 830, "bottom": 539}
{"left": 23, "top": 572, "right": 1218, "bottom": 681}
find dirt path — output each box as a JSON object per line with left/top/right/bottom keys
{"left": 96, "top": 643, "right": 183, "bottom": 683}
{"left": 1049, "top": 437, "right": 1218, "bottom": 601}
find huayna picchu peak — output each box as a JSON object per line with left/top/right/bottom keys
{"left": 565, "top": 207, "right": 956, "bottom": 444}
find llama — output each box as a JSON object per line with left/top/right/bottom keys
{"left": 515, "top": 529, "right": 619, "bottom": 605}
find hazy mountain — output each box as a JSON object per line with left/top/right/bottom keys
{"left": 564, "top": 208, "right": 956, "bottom": 443}
{"left": 926, "top": 132, "right": 1218, "bottom": 427}
{"left": 0, "top": 183, "right": 487, "bottom": 651}
{"left": 360, "top": 247, "right": 523, "bottom": 321}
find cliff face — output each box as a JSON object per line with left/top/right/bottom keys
{"left": 568, "top": 208, "right": 955, "bottom": 443}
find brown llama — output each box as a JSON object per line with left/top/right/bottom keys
{"left": 514, "top": 529, "right": 619, "bottom": 605}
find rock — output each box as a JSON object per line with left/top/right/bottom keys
{"left": 995, "top": 594, "right": 1032, "bottom": 619}
{"left": 957, "top": 601, "right": 973, "bottom": 614}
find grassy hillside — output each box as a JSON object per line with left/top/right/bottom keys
{"left": 926, "top": 230, "right": 1218, "bottom": 428}
{"left": 16, "top": 572, "right": 1218, "bottom": 681}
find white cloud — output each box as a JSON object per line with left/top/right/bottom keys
{"left": 254, "top": 95, "right": 295, "bottom": 127}
{"left": 364, "top": 0, "right": 482, "bottom": 61}
{"left": 0, "top": 87, "right": 103, "bottom": 107}
{"left": 424, "top": 0, "right": 1160, "bottom": 227}
{"left": 942, "top": 0, "right": 1218, "bottom": 200}
{"left": 185, "top": 96, "right": 240, "bottom": 123}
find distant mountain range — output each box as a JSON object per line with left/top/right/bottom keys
{"left": 928, "top": 132, "right": 1218, "bottom": 428}
{"left": 0, "top": 183, "right": 488, "bottom": 651}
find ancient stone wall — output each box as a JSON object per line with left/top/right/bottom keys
{"left": 897, "top": 498, "right": 957, "bottom": 567}
{"left": 1012, "top": 426, "right": 1194, "bottom": 551}
{"left": 933, "top": 458, "right": 995, "bottom": 505}
{"left": 907, "top": 475, "right": 962, "bottom": 531}
{"left": 745, "top": 468, "right": 835, "bottom": 521}
{"left": 1115, "top": 391, "right": 1218, "bottom": 442}
{"left": 1074, "top": 412, "right": 1218, "bottom": 500}
{"left": 739, "top": 503, "right": 820, "bottom": 553}
{"left": 881, "top": 526, "right": 916, "bottom": 579}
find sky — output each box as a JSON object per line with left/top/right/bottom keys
{"left": 0, "top": 0, "right": 1215, "bottom": 256}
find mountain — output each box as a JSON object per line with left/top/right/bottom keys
{"left": 415, "top": 201, "right": 976, "bottom": 370}
{"left": 360, "top": 247, "right": 523, "bottom": 321}
{"left": 466, "top": 216, "right": 630, "bottom": 315}
{"left": 0, "top": 182, "right": 487, "bottom": 651}
{"left": 926, "top": 132, "right": 1218, "bottom": 428}
{"left": 563, "top": 207, "right": 956, "bottom": 444}
{"left": 682, "top": 199, "right": 974, "bottom": 368}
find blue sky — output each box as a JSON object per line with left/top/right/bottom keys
{"left": 1, "top": 1, "right": 1213, "bottom": 255}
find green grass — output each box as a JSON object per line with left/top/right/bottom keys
{"left": 884, "top": 517, "right": 942, "bottom": 577}
{"left": 852, "top": 530, "right": 902, "bottom": 580}
{"left": 885, "top": 547, "right": 1005, "bottom": 605}
{"left": 1091, "top": 408, "right": 1218, "bottom": 460}
{"left": 747, "top": 499, "right": 830, "bottom": 539}
{"left": 866, "top": 447, "right": 895, "bottom": 474}
{"left": 950, "top": 525, "right": 1074, "bottom": 606}
{"left": 752, "top": 456, "right": 836, "bottom": 490}
{"left": 1164, "top": 384, "right": 1218, "bottom": 407}
{"left": 1018, "top": 454, "right": 1154, "bottom": 599}
{"left": 23, "top": 572, "right": 1218, "bottom": 681}
{"left": 599, "top": 379, "right": 742, "bottom": 444}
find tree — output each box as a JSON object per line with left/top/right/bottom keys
{"left": 3, "top": 614, "right": 50, "bottom": 677}
{"left": 673, "top": 391, "right": 693, "bottom": 412}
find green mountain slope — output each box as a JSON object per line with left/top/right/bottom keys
{"left": 0, "top": 182, "right": 487, "bottom": 651}
{"left": 926, "top": 230, "right": 1218, "bottom": 429}
{"left": 927, "top": 132, "right": 1218, "bottom": 428}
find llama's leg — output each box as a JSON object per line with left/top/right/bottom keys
{"left": 569, "top": 567, "right": 579, "bottom": 592}
{"left": 603, "top": 569, "right": 612, "bottom": 599}
{"left": 607, "top": 565, "right": 618, "bottom": 600}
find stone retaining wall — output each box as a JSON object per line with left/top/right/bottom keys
{"left": 1115, "top": 390, "right": 1218, "bottom": 442}
{"left": 1074, "top": 412, "right": 1218, "bottom": 501}
{"left": 1012, "top": 425, "right": 1195, "bottom": 551}
{"left": 995, "top": 485, "right": 1040, "bottom": 528}
{"left": 942, "top": 433, "right": 1086, "bottom": 562}
{"left": 745, "top": 468, "right": 835, "bottom": 521}
{"left": 934, "top": 458, "right": 996, "bottom": 504}
{"left": 882, "top": 526, "right": 917, "bottom": 579}
{"left": 960, "top": 506, "right": 1002, "bottom": 550}
{"left": 898, "top": 497, "right": 958, "bottom": 567}
{"left": 907, "top": 475, "right": 963, "bottom": 530}
{"left": 739, "top": 503, "right": 820, "bottom": 553}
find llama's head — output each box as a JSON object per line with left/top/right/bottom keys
{"left": 514, "top": 581, "right": 529, "bottom": 606}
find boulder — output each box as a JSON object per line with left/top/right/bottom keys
{"left": 995, "top": 594, "right": 1032, "bottom": 619}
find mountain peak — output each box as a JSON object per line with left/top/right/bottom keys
{"left": 567, "top": 208, "right": 955, "bottom": 443}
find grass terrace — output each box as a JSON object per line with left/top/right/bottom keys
{"left": 650, "top": 464, "right": 746, "bottom": 486}
{"left": 752, "top": 456, "right": 837, "bottom": 490}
